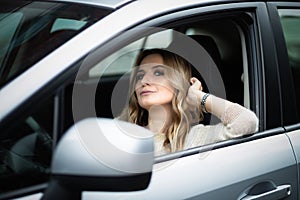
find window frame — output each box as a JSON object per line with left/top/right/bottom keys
{"left": 63, "top": 2, "right": 277, "bottom": 161}
{"left": 131, "top": 3, "right": 271, "bottom": 162}
{"left": 71, "top": 2, "right": 277, "bottom": 162}
{"left": 140, "top": 2, "right": 279, "bottom": 131}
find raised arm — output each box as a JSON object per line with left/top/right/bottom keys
{"left": 186, "top": 77, "right": 258, "bottom": 136}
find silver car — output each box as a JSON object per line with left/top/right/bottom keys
{"left": 0, "top": 0, "right": 300, "bottom": 199}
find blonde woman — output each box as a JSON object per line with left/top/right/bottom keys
{"left": 119, "top": 49, "right": 258, "bottom": 156}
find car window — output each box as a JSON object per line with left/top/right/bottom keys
{"left": 86, "top": 16, "right": 251, "bottom": 113}
{"left": 0, "top": 0, "right": 111, "bottom": 88}
{"left": 0, "top": 95, "right": 54, "bottom": 194}
{"left": 278, "top": 9, "right": 300, "bottom": 120}
{"left": 74, "top": 12, "right": 254, "bottom": 156}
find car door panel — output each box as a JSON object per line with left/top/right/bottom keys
{"left": 83, "top": 132, "right": 297, "bottom": 199}
{"left": 286, "top": 128, "right": 300, "bottom": 199}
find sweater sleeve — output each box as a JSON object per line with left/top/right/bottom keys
{"left": 219, "top": 103, "right": 258, "bottom": 138}
{"left": 184, "top": 103, "right": 258, "bottom": 149}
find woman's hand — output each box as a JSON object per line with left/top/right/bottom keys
{"left": 185, "top": 77, "right": 205, "bottom": 110}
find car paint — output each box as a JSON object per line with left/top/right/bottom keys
{"left": 83, "top": 133, "right": 297, "bottom": 199}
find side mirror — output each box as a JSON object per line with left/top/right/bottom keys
{"left": 42, "top": 118, "right": 154, "bottom": 200}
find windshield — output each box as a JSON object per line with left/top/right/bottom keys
{"left": 0, "top": 0, "right": 111, "bottom": 88}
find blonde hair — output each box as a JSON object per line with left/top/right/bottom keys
{"left": 119, "top": 49, "right": 203, "bottom": 153}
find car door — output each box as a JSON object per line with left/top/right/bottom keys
{"left": 268, "top": 2, "right": 300, "bottom": 199}
{"left": 81, "top": 1, "right": 298, "bottom": 199}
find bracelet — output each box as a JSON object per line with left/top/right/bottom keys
{"left": 201, "top": 93, "right": 210, "bottom": 113}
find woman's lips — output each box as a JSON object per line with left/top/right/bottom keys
{"left": 140, "top": 90, "right": 154, "bottom": 96}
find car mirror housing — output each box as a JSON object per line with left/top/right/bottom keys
{"left": 42, "top": 118, "right": 154, "bottom": 200}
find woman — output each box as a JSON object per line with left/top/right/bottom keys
{"left": 119, "top": 48, "right": 258, "bottom": 156}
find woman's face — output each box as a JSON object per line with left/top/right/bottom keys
{"left": 134, "top": 53, "right": 175, "bottom": 110}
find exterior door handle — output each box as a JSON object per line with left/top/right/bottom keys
{"left": 239, "top": 182, "right": 291, "bottom": 200}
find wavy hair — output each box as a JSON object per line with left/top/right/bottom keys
{"left": 119, "top": 48, "right": 203, "bottom": 153}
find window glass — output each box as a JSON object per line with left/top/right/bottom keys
{"left": 279, "top": 9, "right": 300, "bottom": 118}
{"left": 0, "top": 1, "right": 111, "bottom": 88}
{"left": 78, "top": 16, "right": 250, "bottom": 142}
{"left": 0, "top": 96, "right": 54, "bottom": 193}
{"left": 0, "top": 13, "right": 23, "bottom": 68}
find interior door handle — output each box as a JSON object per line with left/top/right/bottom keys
{"left": 239, "top": 182, "right": 291, "bottom": 200}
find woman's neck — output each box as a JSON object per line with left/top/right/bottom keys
{"left": 147, "top": 104, "right": 172, "bottom": 134}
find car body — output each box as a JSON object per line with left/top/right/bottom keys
{"left": 0, "top": 0, "right": 300, "bottom": 199}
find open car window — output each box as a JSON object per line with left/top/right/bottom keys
{"left": 84, "top": 14, "right": 251, "bottom": 117}
{"left": 74, "top": 11, "right": 253, "bottom": 157}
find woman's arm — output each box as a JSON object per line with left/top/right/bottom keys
{"left": 186, "top": 77, "right": 258, "bottom": 135}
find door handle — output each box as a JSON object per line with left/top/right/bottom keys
{"left": 239, "top": 182, "right": 291, "bottom": 200}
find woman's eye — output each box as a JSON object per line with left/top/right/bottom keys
{"left": 136, "top": 73, "right": 144, "bottom": 81}
{"left": 154, "top": 70, "right": 164, "bottom": 76}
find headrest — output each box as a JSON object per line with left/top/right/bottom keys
{"left": 188, "top": 35, "right": 222, "bottom": 68}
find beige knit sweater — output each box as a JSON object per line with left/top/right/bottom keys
{"left": 154, "top": 103, "right": 259, "bottom": 156}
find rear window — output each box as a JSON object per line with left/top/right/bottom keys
{"left": 0, "top": 0, "right": 111, "bottom": 88}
